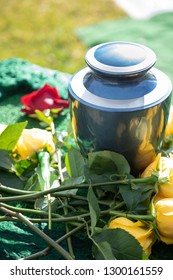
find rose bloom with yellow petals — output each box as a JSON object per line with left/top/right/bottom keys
{"left": 141, "top": 154, "right": 173, "bottom": 198}
{"left": 108, "top": 217, "right": 155, "bottom": 256}
{"left": 154, "top": 197, "right": 173, "bottom": 244}
{"left": 0, "top": 124, "right": 55, "bottom": 159}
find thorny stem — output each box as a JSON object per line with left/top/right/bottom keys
{"left": 0, "top": 202, "right": 62, "bottom": 218}
{"left": 0, "top": 183, "right": 34, "bottom": 195}
{"left": 0, "top": 176, "right": 157, "bottom": 203}
{"left": 0, "top": 207, "right": 154, "bottom": 224}
{"left": 0, "top": 202, "right": 128, "bottom": 224}
{"left": 109, "top": 210, "right": 154, "bottom": 222}
{"left": 0, "top": 183, "right": 114, "bottom": 207}
{"left": 0, "top": 202, "right": 91, "bottom": 223}
{"left": 57, "top": 148, "right": 75, "bottom": 259}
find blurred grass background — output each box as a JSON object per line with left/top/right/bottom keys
{"left": 0, "top": 0, "right": 125, "bottom": 74}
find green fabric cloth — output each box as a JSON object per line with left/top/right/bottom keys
{"left": 0, "top": 220, "right": 91, "bottom": 260}
{"left": 0, "top": 57, "right": 69, "bottom": 100}
{"left": 0, "top": 58, "right": 92, "bottom": 260}
{"left": 76, "top": 12, "right": 173, "bottom": 84}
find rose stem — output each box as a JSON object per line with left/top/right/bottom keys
{"left": 0, "top": 183, "right": 34, "bottom": 195}
{"left": 0, "top": 202, "right": 62, "bottom": 218}
{"left": 109, "top": 210, "right": 154, "bottom": 221}
{"left": 38, "top": 151, "right": 52, "bottom": 230}
{"left": 0, "top": 183, "right": 113, "bottom": 207}
{"left": 0, "top": 176, "right": 156, "bottom": 203}
{"left": 57, "top": 148, "right": 75, "bottom": 259}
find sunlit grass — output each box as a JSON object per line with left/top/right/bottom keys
{"left": 0, "top": 0, "right": 125, "bottom": 74}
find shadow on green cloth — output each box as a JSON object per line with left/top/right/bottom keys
{"left": 0, "top": 221, "right": 92, "bottom": 260}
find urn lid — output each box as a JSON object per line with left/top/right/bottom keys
{"left": 85, "top": 41, "right": 156, "bottom": 76}
{"left": 69, "top": 41, "right": 172, "bottom": 112}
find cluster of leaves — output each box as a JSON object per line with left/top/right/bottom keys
{"left": 0, "top": 121, "right": 158, "bottom": 260}
{"left": 65, "top": 148, "right": 156, "bottom": 260}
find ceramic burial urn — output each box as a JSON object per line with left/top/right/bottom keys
{"left": 68, "top": 41, "right": 172, "bottom": 174}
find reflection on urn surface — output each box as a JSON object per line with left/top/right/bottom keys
{"left": 70, "top": 96, "right": 171, "bottom": 175}
{"left": 127, "top": 104, "right": 165, "bottom": 173}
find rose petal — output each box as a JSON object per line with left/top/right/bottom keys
{"left": 21, "top": 84, "right": 69, "bottom": 114}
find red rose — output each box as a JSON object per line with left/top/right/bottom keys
{"left": 21, "top": 84, "right": 69, "bottom": 114}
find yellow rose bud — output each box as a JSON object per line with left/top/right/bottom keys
{"left": 0, "top": 124, "right": 55, "bottom": 159}
{"left": 157, "top": 156, "right": 173, "bottom": 198}
{"left": 15, "top": 128, "right": 55, "bottom": 159}
{"left": 141, "top": 154, "right": 173, "bottom": 198}
{"left": 141, "top": 153, "right": 161, "bottom": 178}
{"left": 108, "top": 217, "right": 155, "bottom": 256}
{"left": 154, "top": 198, "right": 173, "bottom": 244}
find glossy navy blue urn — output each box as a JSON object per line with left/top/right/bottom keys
{"left": 68, "top": 41, "right": 172, "bottom": 174}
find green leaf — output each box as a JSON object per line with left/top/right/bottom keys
{"left": 93, "top": 228, "right": 143, "bottom": 260}
{"left": 35, "top": 110, "right": 53, "bottom": 126}
{"left": 65, "top": 148, "right": 85, "bottom": 177}
{"left": 24, "top": 173, "right": 41, "bottom": 191}
{"left": 0, "top": 150, "right": 15, "bottom": 171}
{"left": 37, "top": 165, "right": 46, "bottom": 190}
{"left": 88, "top": 150, "right": 130, "bottom": 175}
{"left": 37, "top": 151, "right": 51, "bottom": 190}
{"left": 62, "top": 176, "right": 84, "bottom": 187}
{"left": 87, "top": 186, "right": 100, "bottom": 235}
{"left": 0, "top": 121, "right": 27, "bottom": 151}
{"left": 119, "top": 184, "right": 153, "bottom": 214}
{"left": 92, "top": 240, "right": 116, "bottom": 260}
{"left": 0, "top": 169, "right": 24, "bottom": 190}
{"left": 14, "top": 159, "right": 37, "bottom": 177}
{"left": 85, "top": 150, "right": 131, "bottom": 185}
{"left": 27, "top": 168, "right": 60, "bottom": 192}
{"left": 34, "top": 196, "right": 57, "bottom": 212}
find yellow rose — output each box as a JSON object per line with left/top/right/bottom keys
{"left": 141, "top": 154, "right": 173, "bottom": 198}
{"left": 108, "top": 217, "right": 155, "bottom": 256}
{"left": 141, "top": 153, "right": 161, "bottom": 178}
{"left": 153, "top": 193, "right": 166, "bottom": 204}
{"left": 0, "top": 124, "right": 55, "bottom": 159}
{"left": 154, "top": 198, "right": 173, "bottom": 244}
{"left": 157, "top": 156, "right": 173, "bottom": 198}
{"left": 15, "top": 128, "right": 55, "bottom": 159}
